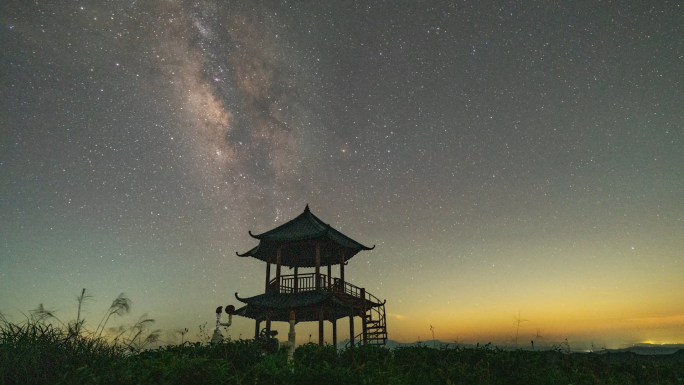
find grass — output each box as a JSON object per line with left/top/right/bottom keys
{"left": 0, "top": 320, "right": 126, "bottom": 384}
{"left": 1, "top": 291, "right": 683, "bottom": 384}
{"left": 1, "top": 323, "right": 683, "bottom": 385}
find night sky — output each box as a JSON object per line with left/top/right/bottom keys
{"left": 2, "top": 1, "right": 683, "bottom": 349}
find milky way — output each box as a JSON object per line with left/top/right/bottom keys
{"left": 148, "top": 1, "right": 318, "bottom": 223}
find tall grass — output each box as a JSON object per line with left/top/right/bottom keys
{"left": 2, "top": 321, "right": 683, "bottom": 384}
{"left": 0, "top": 289, "right": 161, "bottom": 384}
{"left": 2, "top": 290, "right": 683, "bottom": 384}
{"left": 0, "top": 319, "right": 125, "bottom": 384}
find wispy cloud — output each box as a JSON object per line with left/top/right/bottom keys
{"left": 387, "top": 313, "right": 406, "bottom": 320}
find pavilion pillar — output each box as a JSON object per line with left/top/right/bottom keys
{"left": 340, "top": 251, "right": 345, "bottom": 292}
{"left": 254, "top": 320, "right": 261, "bottom": 339}
{"left": 266, "top": 314, "right": 272, "bottom": 337}
{"left": 318, "top": 308, "right": 324, "bottom": 346}
{"left": 332, "top": 319, "right": 337, "bottom": 347}
{"left": 361, "top": 288, "right": 367, "bottom": 345}
{"left": 327, "top": 264, "right": 332, "bottom": 290}
{"left": 315, "top": 243, "right": 321, "bottom": 289}
{"left": 294, "top": 267, "right": 299, "bottom": 293}
{"left": 265, "top": 257, "right": 271, "bottom": 292}
{"left": 275, "top": 247, "right": 282, "bottom": 293}
{"left": 349, "top": 314, "right": 354, "bottom": 347}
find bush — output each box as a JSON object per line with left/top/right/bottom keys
{"left": 2, "top": 323, "right": 683, "bottom": 385}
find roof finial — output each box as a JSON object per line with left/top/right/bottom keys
{"left": 304, "top": 204, "right": 310, "bottom": 212}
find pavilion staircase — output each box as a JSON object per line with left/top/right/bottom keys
{"left": 347, "top": 289, "right": 387, "bottom": 347}
{"left": 334, "top": 278, "right": 387, "bottom": 346}
{"left": 360, "top": 292, "right": 388, "bottom": 346}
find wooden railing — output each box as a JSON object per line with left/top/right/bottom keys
{"left": 268, "top": 273, "right": 372, "bottom": 301}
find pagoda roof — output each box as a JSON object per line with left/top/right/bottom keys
{"left": 236, "top": 290, "right": 339, "bottom": 309}
{"left": 237, "top": 205, "right": 374, "bottom": 267}
{"left": 234, "top": 290, "right": 382, "bottom": 322}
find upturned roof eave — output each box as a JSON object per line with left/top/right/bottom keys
{"left": 326, "top": 226, "right": 375, "bottom": 250}
{"left": 238, "top": 205, "right": 374, "bottom": 253}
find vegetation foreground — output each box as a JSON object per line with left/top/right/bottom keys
{"left": 1, "top": 291, "right": 682, "bottom": 384}
{"left": 2, "top": 321, "right": 684, "bottom": 385}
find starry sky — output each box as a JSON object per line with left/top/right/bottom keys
{"left": 1, "top": 1, "right": 683, "bottom": 349}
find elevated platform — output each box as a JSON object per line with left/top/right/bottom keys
{"left": 235, "top": 273, "right": 387, "bottom": 345}
{"left": 235, "top": 273, "right": 383, "bottom": 322}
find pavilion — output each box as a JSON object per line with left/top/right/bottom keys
{"left": 232, "top": 205, "right": 387, "bottom": 346}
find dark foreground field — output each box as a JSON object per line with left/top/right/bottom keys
{"left": 2, "top": 323, "right": 683, "bottom": 384}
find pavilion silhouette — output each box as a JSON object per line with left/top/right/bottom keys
{"left": 233, "top": 205, "right": 387, "bottom": 346}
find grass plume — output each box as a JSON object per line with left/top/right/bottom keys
{"left": 95, "top": 292, "right": 131, "bottom": 338}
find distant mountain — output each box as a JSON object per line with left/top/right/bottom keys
{"left": 609, "top": 344, "right": 684, "bottom": 355}
{"left": 336, "top": 340, "right": 684, "bottom": 355}
{"left": 384, "top": 339, "right": 479, "bottom": 350}
{"left": 336, "top": 339, "right": 477, "bottom": 350}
